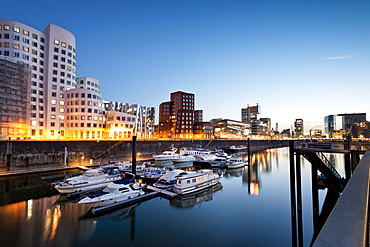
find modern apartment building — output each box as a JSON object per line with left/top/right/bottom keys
{"left": 0, "top": 19, "right": 77, "bottom": 139}
{"left": 158, "top": 91, "right": 207, "bottom": 139}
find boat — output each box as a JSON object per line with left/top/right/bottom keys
{"left": 224, "top": 145, "right": 248, "bottom": 154}
{"left": 171, "top": 153, "right": 196, "bottom": 163}
{"left": 52, "top": 166, "right": 123, "bottom": 194}
{"left": 78, "top": 173, "right": 146, "bottom": 208}
{"left": 226, "top": 156, "right": 247, "bottom": 169}
{"left": 153, "top": 168, "right": 187, "bottom": 190}
{"left": 172, "top": 169, "right": 223, "bottom": 195}
{"left": 139, "top": 166, "right": 169, "bottom": 181}
{"left": 153, "top": 148, "right": 178, "bottom": 161}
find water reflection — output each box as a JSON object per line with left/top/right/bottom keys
{"left": 0, "top": 195, "right": 92, "bottom": 247}
{"left": 170, "top": 183, "right": 223, "bottom": 208}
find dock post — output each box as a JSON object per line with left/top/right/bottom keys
{"left": 132, "top": 135, "right": 137, "bottom": 175}
{"left": 344, "top": 152, "right": 351, "bottom": 179}
{"left": 248, "top": 137, "right": 251, "bottom": 165}
{"left": 289, "top": 140, "right": 297, "bottom": 246}
{"left": 6, "top": 140, "right": 12, "bottom": 171}
{"left": 311, "top": 159, "right": 320, "bottom": 240}
{"left": 295, "top": 151, "right": 303, "bottom": 247}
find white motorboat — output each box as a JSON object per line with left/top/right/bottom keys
{"left": 226, "top": 156, "right": 247, "bottom": 169}
{"left": 78, "top": 173, "right": 146, "bottom": 208}
{"left": 153, "top": 169, "right": 187, "bottom": 190}
{"left": 173, "top": 169, "right": 223, "bottom": 195}
{"left": 53, "top": 166, "right": 123, "bottom": 194}
{"left": 171, "top": 153, "right": 196, "bottom": 163}
{"left": 153, "top": 148, "right": 178, "bottom": 161}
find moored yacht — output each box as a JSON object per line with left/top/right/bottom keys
{"left": 78, "top": 173, "right": 146, "bottom": 208}
{"left": 53, "top": 166, "right": 123, "bottom": 194}
{"left": 226, "top": 156, "right": 247, "bottom": 169}
{"left": 153, "top": 148, "right": 178, "bottom": 161}
{"left": 173, "top": 169, "right": 223, "bottom": 195}
{"left": 153, "top": 169, "right": 188, "bottom": 190}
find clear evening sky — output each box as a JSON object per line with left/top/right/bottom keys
{"left": 3, "top": 0, "right": 370, "bottom": 132}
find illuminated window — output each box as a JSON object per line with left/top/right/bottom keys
{"left": 23, "top": 30, "right": 29, "bottom": 36}
{"left": 51, "top": 99, "right": 56, "bottom": 105}
{"left": 54, "top": 39, "right": 60, "bottom": 45}
{"left": 59, "top": 115, "right": 65, "bottom": 120}
{"left": 23, "top": 46, "right": 29, "bottom": 52}
{"left": 51, "top": 115, "right": 56, "bottom": 119}
{"left": 32, "top": 33, "right": 38, "bottom": 39}
{"left": 32, "top": 50, "right": 37, "bottom": 55}
{"left": 4, "top": 25, "right": 10, "bottom": 30}
{"left": 61, "top": 42, "right": 66, "bottom": 47}
{"left": 60, "top": 101, "right": 65, "bottom": 105}
{"left": 31, "top": 120, "right": 37, "bottom": 126}
{"left": 13, "top": 44, "right": 20, "bottom": 49}
{"left": 14, "top": 27, "right": 20, "bottom": 32}
{"left": 60, "top": 108, "right": 65, "bottom": 113}
{"left": 4, "top": 42, "right": 10, "bottom": 47}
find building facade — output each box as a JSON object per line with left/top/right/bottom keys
{"left": 0, "top": 20, "right": 155, "bottom": 140}
{"left": 294, "top": 119, "right": 304, "bottom": 137}
{"left": 324, "top": 115, "right": 336, "bottom": 137}
{"left": 0, "top": 19, "right": 77, "bottom": 140}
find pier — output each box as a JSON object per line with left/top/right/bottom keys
{"left": 289, "top": 140, "right": 370, "bottom": 246}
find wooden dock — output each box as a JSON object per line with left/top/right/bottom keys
{"left": 146, "top": 185, "right": 178, "bottom": 198}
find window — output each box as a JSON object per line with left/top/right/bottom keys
{"left": 51, "top": 99, "right": 56, "bottom": 105}
{"left": 54, "top": 55, "right": 58, "bottom": 60}
{"left": 54, "top": 39, "right": 60, "bottom": 45}
{"left": 52, "top": 92, "right": 57, "bottom": 97}
{"left": 32, "top": 33, "right": 38, "bottom": 39}
{"left": 23, "top": 30, "right": 29, "bottom": 36}
{"left": 4, "top": 25, "right": 10, "bottom": 30}
{"left": 53, "top": 70, "right": 57, "bottom": 75}
{"left": 23, "top": 46, "right": 29, "bottom": 52}
{"left": 32, "top": 50, "right": 37, "bottom": 55}
{"left": 14, "top": 35, "right": 20, "bottom": 41}
{"left": 4, "top": 33, "right": 9, "bottom": 39}
{"left": 13, "top": 44, "right": 20, "bottom": 49}
{"left": 53, "top": 62, "right": 58, "bottom": 67}
{"left": 54, "top": 47, "right": 59, "bottom": 52}
{"left": 40, "top": 37, "right": 45, "bottom": 43}
{"left": 23, "top": 38, "right": 29, "bottom": 44}
{"left": 61, "top": 50, "right": 66, "bottom": 55}
{"left": 32, "top": 41, "right": 37, "bottom": 47}
{"left": 51, "top": 107, "right": 56, "bottom": 112}
{"left": 52, "top": 78, "right": 57, "bottom": 82}
{"left": 4, "top": 42, "right": 10, "bottom": 47}
{"left": 61, "top": 42, "right": 66, "bottom": 47}
{"left": 61, "top": 57, "right": 66, "bottom": 62}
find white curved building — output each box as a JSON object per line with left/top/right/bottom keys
{"left": 0, "top": 19, "right": 77, "bottom": 139}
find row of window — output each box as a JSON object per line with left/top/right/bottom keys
{"left": 67, "top": 92, "right": 102, "bottom": 100}
{"left": 0, "top": 25, "right": 44, "bottom": 42}
{"left": 54, "top": 39, "right": 76, "bottom": 53}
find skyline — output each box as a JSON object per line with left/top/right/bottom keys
{"left": 3, "top": 1, "right": 370, "bottom": 133}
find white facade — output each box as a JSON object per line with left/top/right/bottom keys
{"left": 0, "top": 19, "right": 77, "bottom": 139}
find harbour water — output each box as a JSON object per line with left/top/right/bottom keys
{"left": 0, "top": 147, "right": 345, "bottom": 247}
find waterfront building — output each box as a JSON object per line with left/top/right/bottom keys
{"left": 65, "top": 78, "right": 105, "bottom": 140}
{"left": 0, "top": 19, "right": 77, "bottom": 140}
{"left": 194, "top": 122, "right": 213, "bottom": 139}
{"left": 324, "top": 115, "right": 336, "bottom": 137}
{"left": 0, "top": 20, "right": 156, "bottom": 141}
{"left": 309, "top": 129, "right": 323, "bottom": 137}
{"left": 337, "top": 113, "right": 366, "bottom": 132}
{"left": 212, "top": 119, "right": 251, "bottom": 139}
{"left": 104, "top": 101, "right": 155, "bottom": 139}
{"left": 158, "top": 91, "right": 202, "bottom": 139}
{"left": 241, "top": 103, "right": 260, "bottom": 124}
{"left": 294, "top": 119, "right": 304, "bottom": 137}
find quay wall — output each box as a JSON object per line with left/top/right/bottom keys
{"left": 0, "top": 139, "right": 288, "bottom": 169}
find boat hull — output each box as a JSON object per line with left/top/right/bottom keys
{"left": 78, "top": 190, "right": 145, "bottom": 207}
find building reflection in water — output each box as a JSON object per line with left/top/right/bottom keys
{"left": 0, "top": 195, "right": 93, "bottom": 247}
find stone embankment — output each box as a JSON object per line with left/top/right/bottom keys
{"left": 0, "top": 139, "right": 288, "bottom": 170}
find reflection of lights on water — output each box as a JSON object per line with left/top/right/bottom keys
{"left": 250, "top": 183, "right": 259, "bottom": 195}
{"left": 50, "top": 205, "right": 62, "bottom": 240}
{"left": 43, "top": 209, "right": 52, "bottom": 243}
{"left": 27, "top": 200, "right": 33, "bottom": 220}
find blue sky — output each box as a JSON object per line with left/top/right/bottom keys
{"left": 3, "top": 0, "right": 370, "bottom": 132}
